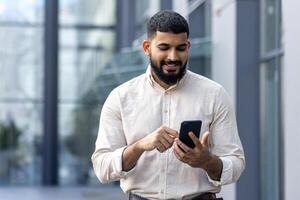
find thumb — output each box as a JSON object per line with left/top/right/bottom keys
{"left": 201, "top": 131, "right": 210, "bottom": 148}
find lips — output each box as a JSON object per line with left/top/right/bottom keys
{"left": 163, "top": 64, "right": 178, "bottom": 72}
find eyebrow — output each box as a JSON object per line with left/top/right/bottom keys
{"left": 157, "top": 43, "right": 188, "bottom": 47}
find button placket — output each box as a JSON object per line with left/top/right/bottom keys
{"left": 159, "top": 92, "right": 167, "bottom": 198}
{"left": 163, "top": 91, "right": 172, "bottom": 199}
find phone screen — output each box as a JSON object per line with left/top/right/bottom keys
{"left": 179, "top": 120, "right": 202, "bottom": 148}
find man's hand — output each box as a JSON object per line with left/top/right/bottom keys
{"left": 173, "top": 131, "right": 223, "bottom": 181}
{"left": 122, "top": 126, "right": 178, "bottom": 171}
{"left": 137, "top": 126, "right": 178, "bottom": 152}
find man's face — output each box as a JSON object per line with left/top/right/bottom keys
{"left": 143, "top": 31, "right": 191, "bottom": 85}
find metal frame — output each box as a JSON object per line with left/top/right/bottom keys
{"left": 43, "top": 0, "right": 59, "bottom": 186}
{"left": 0, "top": 21, "right": 114, "bottom": 30}
{"left": 161, "top": 0, "right": 172, "bottom": 10}
{"left": 236, "top": 0, "right": 260, "bottom": 199}
{"left": 116, "top": 0, "right": 136, "bottom": 50}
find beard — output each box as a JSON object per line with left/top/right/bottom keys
{"left": 150, "top": 57, "right": 187, "bottom": 85}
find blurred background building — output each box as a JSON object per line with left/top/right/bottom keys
{"left": 0, "top": 0, "right": 299, "bottom": 200}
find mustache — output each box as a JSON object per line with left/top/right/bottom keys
{"left": 160, "top": 60, "right": 182, "bottom": 66}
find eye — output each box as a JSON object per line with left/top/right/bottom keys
{"left": 158, "top": 46, "right": 169, "bottom": 51}
{"left": 177, "top": 45, "right": 187, "bottom": 51}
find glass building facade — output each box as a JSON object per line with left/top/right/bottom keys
{"left": 0, "top": 1, "right": 288, "bottom": 200}
{"left": 0, "top": 0, "right": 212, "bottom": 186}
{"left": 259, "top": 0, "right": 283, "bottom": 199}
{"left": 0, "top": 0, "right": 44, "bottom": 185}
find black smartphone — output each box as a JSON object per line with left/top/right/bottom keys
{"left": 179, "top": 120, "right": 202, "bottom": 148}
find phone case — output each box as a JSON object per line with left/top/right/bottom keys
{"left": 179, "top": 120, "right": 202, "bottom": 148}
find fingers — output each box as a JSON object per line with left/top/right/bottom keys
{"left": 154, "top": 128, "right": 175, "bottom": 152}
{"left": 163, "top": 126, "right": 179, "bottom": 138}
{"left": 175, "top": 138, "right": 191, "bottom": 153}
{"left": 152, "top": 126, "right": 179, "bottom": 153}
{"left": 173, "top": 144, "right": 185, "bottom": 161}
{"left": 188, "top": 132, "right": 201, "bottom": 149}
{"left": 173, "top": 131, "right": 212, "bottom": 168}
{"left": 155, "top": 142, "right": 165, "bottom": 152}
{"left": 173, "top": 141, "right": 194, "bottom": 166}
{"left": 173, "top": 142, "right": 187, "bottom": 162}
{"left": 160, "top": 136, "right": 173, "bottom": 149}
{"left": 201, "top": 131, "right": 210, "bottom": 148}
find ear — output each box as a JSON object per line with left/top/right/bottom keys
{"left": 187, "top": 40, "right": 191, "bottom": 49}
{"left": 142, "top": 39, "right": 151, "bottom": 56}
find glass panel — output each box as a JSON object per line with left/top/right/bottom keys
{"left": 59, "top": 104, "right": 99, "bottom": 185}
{"left": 60, "top": 0, "right": 115, "bottom": 26}
{"left": 58, "top": 0, "right": 119, "bottom": 186}
{"left": 188, "top": 1, "right": 212, "bottom": 77}
{"left": 260, "top": 0, "right": 282, "bottom": 199}
{"left": 204, "top": 1, "right": 212, "bottom": 37}
{"left": 135, "top": 0, "right": 150, "bottom": 38}
{"left": 0, "top": 0, "right": 44, "bottom": 23}
{"left": 0, "top": 103, "right": 43, "bottom": 185}
{"left": 0, "top": 24, "right": 44, "bottom": 186}
{"left": 58, "top": 41, "right": 146, "bottom": 186}
{"left": 59, "top": 29, "right": 116, "bottom": 99}
{"left": 0, "top": 27, "right": 44, "bottom": 100}
{"left": 260, "top": 58, "right": 281, "bottom": 200}
{"left": 189, "top": 38, "right": 212, "bottom": 77}
{"left": 261, "top": 0, "right": 281, "bottom": 54}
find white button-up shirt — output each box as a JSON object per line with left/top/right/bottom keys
{"left": 92, "top": 67, "right": 245, "bottom": 200}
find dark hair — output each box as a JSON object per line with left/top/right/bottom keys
{"left": 147, "top": 10, "right": 189, "bottom": 39}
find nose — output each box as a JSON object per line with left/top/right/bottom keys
{"left": 167, "top": 49, "right": 178, "bottom": 61}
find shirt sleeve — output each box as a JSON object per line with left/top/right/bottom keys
{"left": 206, "top": 157, "right": 233, "bottom": 186}
{"left": 91, "top": 89, "right": 134, "bottom": 183}
{"left": 208, "top": 87, "right": 246, "bottom": 186}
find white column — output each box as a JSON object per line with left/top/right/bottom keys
{"left": 148, "top": 0, "right": 160, "bottom": 16}
{"left": 282, "top": 1, "right": 300, "bottom": 200}
{"left": 212, "top": 0, "right": 236, "bottom": 103}
{"left": 212, "top": 0, "right": 237, "bottom": 199}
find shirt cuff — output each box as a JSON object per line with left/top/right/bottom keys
{"left": 206, "top": 157, "right": 233, "bottom": 186}
{"left": 110, "top": 146, "right": 136, "bottom": 179}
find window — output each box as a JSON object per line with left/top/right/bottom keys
{"left": 0, "top": 0, "right": 44, "bottom": 185}
{"left": 0, "top": 0, "right": 212, "bottom": 187}
{"left": 188, "top": 0, "right": 212, "bottom": 77}
{"left": 259, "top": 0, "right": 283, "bottom": 199}
{"left": 58, "top": 0, "right": 117, "bottom": 185}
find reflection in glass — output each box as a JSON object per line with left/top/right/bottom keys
{"left": 58, "top": 0, "right": 213, "bottom": 186}
{"left": 59, "top": 0, "right": 121, "bottom": 186}
{"left": 260, "top": 58, "right": 281, "bottom": 200}
{"left": 0, "top": 103, "right": 43, "bottom": 185}
{"left": 0, "top": 0, "right": 44, "bottom": 185}
{"left": 260, "top": 0, "right": 282, "bottom": 199}
{"left": 59, "top": 0, "right": 115, "bottom": 26}
{"left": 0, "top": 0, "right": 44, "bottom": 23}
{"left": 260, "top": 0, "right": 281, "bottom": 54}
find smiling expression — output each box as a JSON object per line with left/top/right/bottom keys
{"left": 143, "top": 31, "right": 191, "bottom": 87}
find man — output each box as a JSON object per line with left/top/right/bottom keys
{"left": 92, "top": 10, "right": 245, "bottom": 200}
